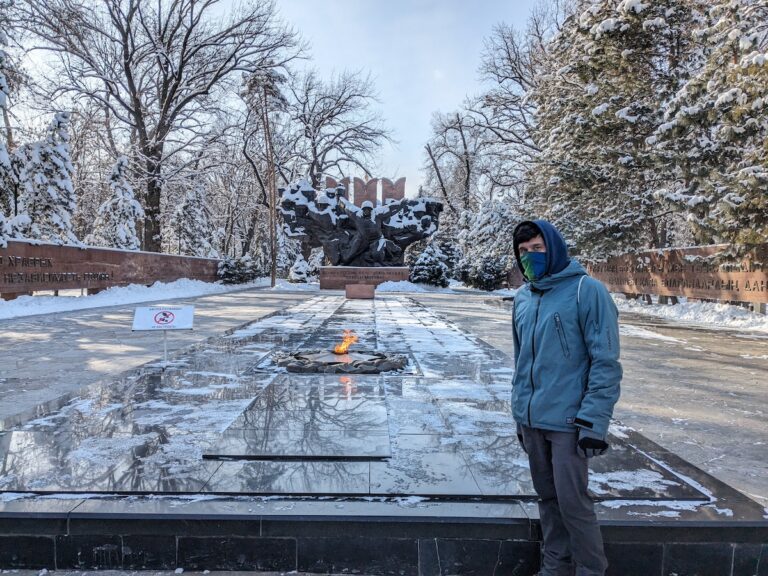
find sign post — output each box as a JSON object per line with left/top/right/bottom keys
{"left": 132, "top": 305, "right": 195, "bottom": 365}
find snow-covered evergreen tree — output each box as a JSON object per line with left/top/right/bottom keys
{"left": 173, "top": 178, "right": 219, "bottom": 258}
{"left": 85, "top": 156, "right": 144, "bottom": 250}
{"left": 0, "top": 202, "right": 8, "bottom": 247}
{"left": 14, "top": 112, "right": 78, "bottom": 243}
{"left": 288, "top": 248, "right": 323, "bottom": 283}
{"left": 276, "top": 217, "right": 301, "bottom": 276}
{"left": 531, "top": 0, "right": 706, "bottom": 257}
{"left": 458, "top": 199, "right": 520, "bottom": 265}
{"left": 0, "top": 78, "right": 10, "bottom": 246}
{"left": 0, "top": 131, "right": 15, "bottom": 241}
{"left": 456, "top": 199, "right": 520, "bottom": 290}
{"left": 411, "top": 242, "right": 450, "bottom": 287}
{"left": 218, "top": 254, "right": 261, "bottom": 284}
{"left": 0, "top": 4, "right": 15, "bottom": 222}
{"left": 651, "top": 0, "right": 768, "bottom": 245}
{"left": 288, "top": 253, "right": 311, "bottom": 282}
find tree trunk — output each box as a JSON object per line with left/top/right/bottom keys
{"left": 425, "top": 143, "right": 457, "bottom": 215}
{"left": 142, "top": 155, "right": 163, "bottom": 252}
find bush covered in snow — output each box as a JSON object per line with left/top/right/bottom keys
{"left": 288, "top": 253, "right": 311, "bottom": 283}
{"left": 410, "top": 242, "right": 450, "bottom": 287}
{"left": 288, "top": 249, "right": 324, "bottom": 283}
{"left": 218, "top": 255, "right": 261, "bottom": 284}
{"left": 457, "top": 254, "right": 510, "bottom": 291}
{"left": 85, "top": 157, "right": 143, "bottom": 250}
{"left": 174, "top": 179, "right": 219, "bottom": 258}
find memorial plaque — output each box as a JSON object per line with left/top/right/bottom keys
{"left": 0, "top": 240, "right": 218, "bottom": 297}
{"left": 587, "top": 244, "right": 768, "bottom": 304}
{"left": 320, "top": 266, "right": 410, "bottom": 290}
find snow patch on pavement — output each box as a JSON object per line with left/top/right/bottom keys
{"left": 0, "top": 278, "right": 271, "bottom": 320}
{"left": 615, "top": 296, "right": 768, "bottom": 333}
{"left": 589, "top": 470, "right": 680, "bottom": 495}
{"left": 620, "top": 324, "right": 686, "bottom": 343}
{"left": 377, "top": 280, "right": 453, "bottom": 293}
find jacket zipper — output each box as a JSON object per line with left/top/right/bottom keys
{"left": 527, "top": 293, "right": 541, "bottom": 427}
{"left": 554, "top": 313, "right": 571, "bottom": 358}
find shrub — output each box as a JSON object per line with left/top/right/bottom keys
{"left": 218, "top": 255, "right": 261, "bottom": 284}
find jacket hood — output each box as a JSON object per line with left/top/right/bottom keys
{"left": 531, "top": 259, "right": 587, "bottom": 290}
{"left": 513, "top": 219, "right": 571, "bottom": 281}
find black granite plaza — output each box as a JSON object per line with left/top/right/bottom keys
{"left": 0, "top": 294, "right": 766, "bottom": 575}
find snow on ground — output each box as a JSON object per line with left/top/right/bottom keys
{"left": 619, "top": 324, "right": 686, "bottom": 343}
{"left": 0, "top": 277, "right": 320, "bottom": 320}
{"left": 377, "top": 280, "right": 453, "bottom": 293}
{"left": 1, "top": 274, "right": 765, "bottom": 335}
{"left": 379, "top": 279, "right": 516, "bottom": 297}
{"left": 614, "top": 295, "right": 768, "bottom": 334}
{"left": 273, "top": 278, "right": 320, "bottom": 291}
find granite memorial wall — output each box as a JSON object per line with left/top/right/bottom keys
{"left": 0, "top": 240, "right": 219, "bottom": 299}
{"left": 587, "top": 244, "right": 768, "bottom": 304}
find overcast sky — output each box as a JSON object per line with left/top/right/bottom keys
{"left": 274, "top": 0, "right": 539, "bottom": 195}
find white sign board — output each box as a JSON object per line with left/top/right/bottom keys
{"left": 132, "top": 306, "right": 195, "bottom": 331}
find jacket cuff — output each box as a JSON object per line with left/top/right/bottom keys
{"left": 577, "top": 427, "right": 605, "bottom": 441}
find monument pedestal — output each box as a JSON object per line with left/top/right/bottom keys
{"left": 319, "top": 266, "right": 409, "bottom": 290}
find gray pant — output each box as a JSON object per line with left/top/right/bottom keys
{"left": 520, "top": 426, "right": 608, "bottom": 576}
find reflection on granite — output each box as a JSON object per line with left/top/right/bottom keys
{"left": 205, "top": 428, "right": 391, "bottom": 460}
{"left": 0, "top": 430, "right": 220, "bottom": 493}
{"left": 370, "top": 434, "right": 481, "bottom": 496}
{"left": 0, "top": 295, "right": 722, "bottom": 505}
{"left": 203, "top": 460, "right": 371, "bottom": 494}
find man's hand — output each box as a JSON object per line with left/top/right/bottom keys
{"left": 577, "top": 428, "right": 609, "bottom": 458}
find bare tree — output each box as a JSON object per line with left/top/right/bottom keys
{"left": 286, "top": 69, "right": 391, "bottom": 189}
{"left": 19, "top": 0, "right": 299, "bottom": 251}
{"left": 465, "top": 0, "right": 575, "bottom": 195}
{"left": 423, "top": 109, "right": 494, "bottom": 218}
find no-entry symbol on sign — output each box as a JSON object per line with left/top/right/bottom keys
{"left": 132, "top": 306, "right": 194, "bottom": 331}
{"left": 154, "top": 310, "right": 175, "bottom": 325}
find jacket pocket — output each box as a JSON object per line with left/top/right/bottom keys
{"left": 554, "top": 313, "right": 571, "bottom": 359}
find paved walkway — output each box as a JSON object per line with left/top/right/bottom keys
{"left": 413, "top": 292, "right": 768, "bottom": 507}
{"left": 0, "top": 288, "right": 318, "bottom": 428}
{"left": 1, "top": 287, "right": 766, "bottom": 506}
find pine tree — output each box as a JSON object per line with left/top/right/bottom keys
{"left": 85, "top": 157, "right": 144, "bottom": 250}
{"left": 458, "top": 199, "right": 520, "bottom": 265}
{"left": 15, "top": 112, "right": 78, "bottom": 243}
{"left": 456, "top": 199, "right": 519, "bottom": 289}
{"left": 411, "top": 243, "right": 450, "bottom": 287}
{"left": 0, "top": 101, "right": 10, "bottom": 246}
{"left": 288, "top": 253, "right": 311, "bottom": 283}
{"left": 0, "top": 10, "right": 15, "bottom": 226}
{"left": 532, "top": 0, "right": 705, "bottom": 258}
{"left": 174, "top": 179, "right": 218, "bottom": 258}
{"left": 652, "top": 0, "right": 768, "bottom": 245}
{"left": 218, "top": 254, "right": 261, "bottom": 284}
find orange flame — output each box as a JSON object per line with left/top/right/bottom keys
{"left": 333, "top": 329, "right": 358, "bottom": 354}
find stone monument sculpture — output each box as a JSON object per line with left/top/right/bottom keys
{"left": 279, "top": 178, "right": 443, "bottom": 267}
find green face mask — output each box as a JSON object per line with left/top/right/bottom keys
{"left": 521, "top": 251, "right": 547, "bottom": 281}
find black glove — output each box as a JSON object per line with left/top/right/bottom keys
{"left": 516, "top": 422, "right": 528, "bottom": 454}
{"left": 577, "top": 430, "right": 609, "bottom": 458}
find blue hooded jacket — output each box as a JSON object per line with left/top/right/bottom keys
{"left": 512, "top": 220, "right": 622, "bottom": 437}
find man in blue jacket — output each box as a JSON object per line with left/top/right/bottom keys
{"left": 512, "top": 220, "right": 622, "bottom": 576}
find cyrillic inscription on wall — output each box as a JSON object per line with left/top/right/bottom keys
{"left": 0, "top": 240, "right": 218, "bottom": 294}
{"left": 587, "top": 245, "right": 767, "bottom": 303}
